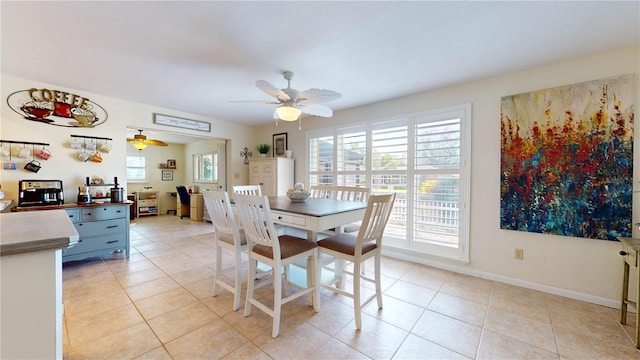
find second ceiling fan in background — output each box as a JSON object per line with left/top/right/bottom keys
{"left": 127, "top": 129, "right": 168, "bottom": 151}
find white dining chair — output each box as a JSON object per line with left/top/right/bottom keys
{"left": 202, "top": 190, "right": 246, "bottom": 311}
{"left": 233, "top": 185, "right": 262, "bottom": 196}
{"left": 310, "top": 185, "right": 337, "bottom": 199}
{"left": 235, "top": 193, "right": 320, "bottom": 338}
{"left": 334, "top": 186, "right": 370, "bottom": 233}
{"left": 310, "top": 185, "right": 370, "bottom": 234}
{"left": 316, "top": 193, "right": 396, "bottom": 330}
{"left": 334, "top": 186, "right": 369, "bottom": 203}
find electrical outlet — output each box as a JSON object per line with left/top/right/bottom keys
{"left": 514, "top": 248, "right": 524, "bottom": 260}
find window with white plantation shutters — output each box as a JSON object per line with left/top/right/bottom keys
{"left": 336, "top": 127, "right": 366, "bottom": 186}
{"left": 371, "top": 123, "right": 409, "bottom": 239}
{"left": 413, "top": 116, "right": 462, "bottom": 250}
{"left": 307, "top": 103, "right": 471, "bottom": 262}
{"left": 126, "top": 154, "right": 147, "bottom": 182}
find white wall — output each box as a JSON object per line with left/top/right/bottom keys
{"left": 257, "top": 47, "right": 640, "bottom": 306}
{"left": 0, "top": 76, "right": 258, "bottom": 205}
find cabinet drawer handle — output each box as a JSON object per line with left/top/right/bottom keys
{"left": 68, "top": 214, "right": 75, "bottom": 218}
{"left": 86, "top": 212, "right": 92, "bottom": 216}
{"left": 116, "top": 210, "right": 122, "bottom": 213}
{"left": 106, "top": 240, "right": 119, "bottom": 244}
{"left": 620, "top": 250, "right": 629, "bottom": 256}
{"left": 106, "top": 225, "right": 119, "bottom": 229}
{"left": 278, "top": 216, "right": 283, "bottom": 220}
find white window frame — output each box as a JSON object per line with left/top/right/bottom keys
{"left": 126, "top": 153, "right": 148, "bottom": 183}
{"left": 306, "top": 103, "right": 471, "bottom": 262}
{"left": 193, "top": 152, "right": 218, "bottom": 183}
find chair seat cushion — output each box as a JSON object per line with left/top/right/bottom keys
{"left": 317, "top": 233, "right": 376, "bottom": 256}
{"left": 219, "top": 229, "right": 247, "bottom": 246}
{"left": 343, "top": 221, "right": 362, "bottom": 233}
{"left": 253, "top": 235, "right": 317, "bottom": 259}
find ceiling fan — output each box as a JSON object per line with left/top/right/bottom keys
{"left": 127, "top": 129, "right": 168, "bottom": 150}
{"left": 235, "top": 71, "right": 341, "bottom": 124}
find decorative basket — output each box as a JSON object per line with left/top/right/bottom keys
{"left": 287, "top": 191, "right": 310, "bottom": 202}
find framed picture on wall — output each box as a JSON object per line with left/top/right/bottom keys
{"left": 272, "top": 132, "right": 287, "bottom": 157}
{"left": 166, "top": 159, "right": 176, "bottom": 169}
{"left": 162, "top": 170, "right": 173, "bottom": 181}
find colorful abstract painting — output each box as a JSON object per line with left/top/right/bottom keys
{"left": 500, "top": 74, "right": 636, "bottom": 241}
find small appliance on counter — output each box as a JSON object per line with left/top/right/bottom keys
{"left": 110, "top": 177, "right": 124, "bottom": 203}
{"left": 18, "top": 180, "right": 64, "bottom": 207}
{"left": 77, "top": 186, "right": 91, "bottom": 204}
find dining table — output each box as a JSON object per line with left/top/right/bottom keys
{"left": 266, "top": 196, "right": 367, "bottom": 241}
{"left": 264, "top": 196, "right": 367, "bottom": 305}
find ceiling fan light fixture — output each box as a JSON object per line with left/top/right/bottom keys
{"left": 133, "top": 141, "right": 148, "bottom": 151}
{"left": 275, "top": 104, "right": 302, "bottom": 121}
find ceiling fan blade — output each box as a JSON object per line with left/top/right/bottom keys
{"left": 296, "top": 88, "right": 342, "bottom": 104}
{"left": 256, "top": 80, "right": 290, "bottom": 102}
{"left": 145, "top": 139, "right": 168, "bottom": 146}
{"left": 298, "top": 103, "right": 333, "bottom": 117}
{"left": 230, "top": 100, "right": 281, "bottom": 105}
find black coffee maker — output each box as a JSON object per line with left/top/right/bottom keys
{"left": 18, "top": 180, "right": 64, "bottom": 207}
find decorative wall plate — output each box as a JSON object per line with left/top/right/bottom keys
{"left": 7, "top": 88, "right": 108, "bottom": 127}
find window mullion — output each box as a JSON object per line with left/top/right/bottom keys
{"left": 407, "top": 116, "right": 416, "bottom": 249}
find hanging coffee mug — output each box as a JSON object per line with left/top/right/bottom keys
{"left": 99, "top": 142, "right": 112, "bottom": 153}
{"left": 85, "top": 141, "right": 97, "bottom": 151}
{"left": 24, "top": 160, "right": 41, "bottom": 173}
{"left": 90, "top": 152, "right": 103, "bottom": 163}
{"left": 35, "top": 148, "right": 51, "bottom": 160}
{"left": 77, "top": 150, "right": 90, "bottom": 162}
{"left": 17, "top": 147, "right": 31, "bottom": 159}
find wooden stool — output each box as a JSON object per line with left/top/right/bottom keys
{"left": 618, "top": 236, "right": 640, "bottom": 349}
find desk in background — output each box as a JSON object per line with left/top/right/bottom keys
{"left": 176, "top": 193, "right": 206, "bottom": 221}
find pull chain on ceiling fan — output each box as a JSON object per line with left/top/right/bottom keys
{"left": 127, "top": 130, "right": 168, "bottom": 150}
{"left": 233, "top": 71, "right": 341, "bottom": 128}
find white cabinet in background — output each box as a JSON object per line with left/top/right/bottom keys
{"left": 249, "top": 157, "right": 294, "bottom": 197}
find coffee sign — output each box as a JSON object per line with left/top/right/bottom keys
{"left": 7, "top": 88, "right": 108, "bottom": 128}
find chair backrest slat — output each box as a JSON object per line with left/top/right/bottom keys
{"left": 310, "top": 185, "right": 369, "bottom": 202}
{"left": 357, "top": 193, "right": 396, "bottom": 246}
{"left": 235, "top": 194, "right": 280, "bottom": 253}
{"left": 202, "top": 190, "right": 238, "bottom": 237}
{"left": 233, "top": 185, "right": 262, "bottom": 196}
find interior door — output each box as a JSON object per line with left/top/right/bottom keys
{"left": 216, "top": 142, "right": 226, "bottom": 190}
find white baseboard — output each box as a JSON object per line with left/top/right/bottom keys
{"left": 381, "top": 247, "right": 622, "bottom": 310}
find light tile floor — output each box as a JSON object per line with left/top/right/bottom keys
{"left": 62, "top": 215, "right": 640, "bottom": 359}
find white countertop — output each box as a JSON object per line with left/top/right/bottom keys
{"left": 0, "top": 210, "right": 79, "bottom": 256}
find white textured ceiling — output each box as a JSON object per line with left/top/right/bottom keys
{"left": 2, "top": 1, "right": 639, "bottom": 134}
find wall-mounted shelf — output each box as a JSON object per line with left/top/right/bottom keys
{"left": 0, "top": 139, "right": 50, "bottom": 146}
{"left": 71, "top": 134, "right": 113, "bottom": 141}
